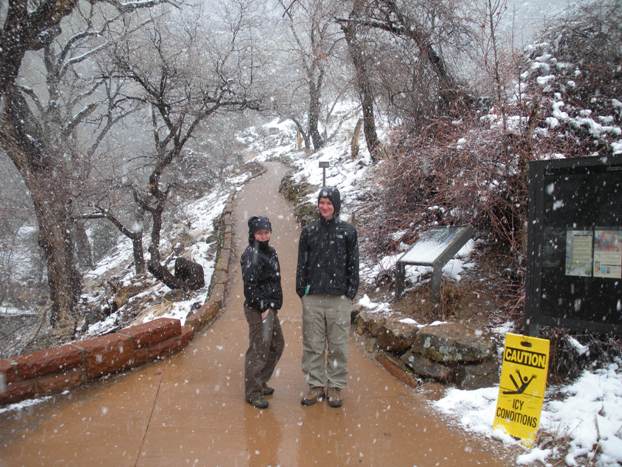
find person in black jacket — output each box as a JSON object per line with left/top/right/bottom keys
{"left": 241, "top": 216, "right": 284, "bottom": 409}
{"left": 296, "top": 187, "right": 359, "bottom": 408}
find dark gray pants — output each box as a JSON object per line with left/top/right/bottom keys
{"left": 244, "top": 304, "right": 284, "bottom": 401}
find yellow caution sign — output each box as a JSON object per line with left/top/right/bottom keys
{"left": 493, "top": 332, "right": 550, "bottom": 447}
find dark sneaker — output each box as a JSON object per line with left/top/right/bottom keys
{"left": 301, "top": 386, "right": 325, "bottom": 406}
{"left": 247, "top": 396, "right": 269, "bottom": 409}
{"left": 327, "top": 387, "right": 342, "bottom": 408}
{"left": 262, "top": 384, "right": 275, "bottom": 396}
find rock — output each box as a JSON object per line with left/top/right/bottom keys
{"left": 376, "top": 319, "right": 419, "bottom": 355}
{"left": 174, "top": 257, "right": 205, "bottom": 290}
{"left": 401, "top": 350, "right": 454, "bottom": 383}
{"left": 363, "top": 336, "right": 377, "bottom": 353}
{"left": 376, "top": 352, "right": 419, "bottom": 388}
{"left": 162, "top": 289, "right": 188, "bottom": 302}
{"left": 454, "top": 358, "right": 500, "bottom": 390}
{"left": 111, "top": 282, "right": 149, "bottom": 311}
{"left": 135, "top": 301, "right": 174, "bottom": 323}
{"left": 412, "top": 323, "right": 495, "bottom": 364}
{"left": 354, "top": 310, "right": 387, "bottom": 337}
{"left": 351, "top": 303, "right": 363, "bottom": 324}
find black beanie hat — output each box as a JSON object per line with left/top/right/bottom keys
{"left": 248, "top": 216, "right": 272, "bottom": 243}
{"left": 318, "top": 186, "right": 341, "bottom": 216}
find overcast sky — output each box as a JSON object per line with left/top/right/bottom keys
{"left": 504, "top": 0, "right": 593, "bottom": 45}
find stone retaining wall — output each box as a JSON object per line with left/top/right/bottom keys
{"left": 0, "top": 194, "right": 236, "bottom": 407}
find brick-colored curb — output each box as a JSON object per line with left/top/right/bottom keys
{"left": 0, "top": 192, "right": 237, "bottom": 407}
{"left": 376, "top": 352, "right": 419, "bottom": 389}
{"left": 0, "top": 318, "right": 193, "bottom": 405}
{"left": 185, "top": 192, "right": 235, "bottom": 333}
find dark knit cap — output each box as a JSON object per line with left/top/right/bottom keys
{"left": 248, "top": 216, "right": 272, "bottom": 243}
{"left": 318, "top": 186, "right": 341, "bottom": 216}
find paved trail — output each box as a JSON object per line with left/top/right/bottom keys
{"left": 0, "top": 162, "right": 510, "bottom": 466}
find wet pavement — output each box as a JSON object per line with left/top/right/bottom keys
{"left": 0, "top": 162, "right": 511, "bottom": 466}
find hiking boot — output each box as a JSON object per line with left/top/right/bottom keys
{"left": 262, "top": 384, "right": 275, "bottom": 396}
{"left": 301, "top": 386, "right": 325, "bottom": 406}
{"left": 327, "top": 387, "right": 342, "bottom": 408}
{"left": 247, "top": 396, "right": 269, "bottom": 409}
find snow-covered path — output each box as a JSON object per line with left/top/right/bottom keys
{"left": 0, "top": 162, "right": 512, "bottom": 466}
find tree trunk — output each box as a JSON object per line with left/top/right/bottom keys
{"left": 28, "top": 169, "right": 80, "bottom": 329}
{"left": 132, "top": 235, "right": 146, "bottom": 275}
{"left": 341, "top": 21, "right": 381, "bottom": 161}
{"left": 74, "top": 220, "right": 94, "bottom": 269}
{"left": 292, "top": 118, "right": 312, "bottom": 152}
{"left": 146, "top": 201, "right": 186, "bottom": 290}
{"left": 1, "top": 90, "right": 80, "bottom": 329}
{"left": 351, "top": 118, "right": 363, "bottom": 159}
{"left": 308, "top": 81, "right": 324, "bottom": 151}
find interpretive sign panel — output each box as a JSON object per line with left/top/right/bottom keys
{"left": 493, "top": 333, "right": 550, "bottom": 447}
{"left": 565, "top": 230, "right": 593, "bottom": 277}
{"left": 395, "top": 226, "right": 473, "bottom": 300}
{"left": 526, "top": 156, "right": 622, "bottom": 335}
{"left": 593, "top": 229, "right": 622, "bottom": 279}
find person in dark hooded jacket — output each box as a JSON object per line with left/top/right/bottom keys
{"left": 240, "top": 216, "right": 284, "bottom": 409}
{"left": 296, "top": 187, "right": 359, "bottom": 408}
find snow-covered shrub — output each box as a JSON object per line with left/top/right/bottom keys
{"left": 369, "top": 0, "right": 622, "bottom": 318}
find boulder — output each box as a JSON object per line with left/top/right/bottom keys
{"left": 111, "top": 282, "right": 149, "bottom": 311}
{"left": 354, "top": 310, "right": 387, "bottom": 337}
{"left": 376, "top": 319, "right": 419, "bottom": 354}
{"left": 412, "top": 322, "right": 495, "bottom": 364}
{"left": 401, "top": 350, "right": 454, "bottom": 383}
{"left": 350, "top": 303, "right": 363, "bottom": 324}
{"left": 174, "top": 258, "right": 205, "bottom": 290}
{"left": 454, "top": 357, "right": 500, "bottom": 390}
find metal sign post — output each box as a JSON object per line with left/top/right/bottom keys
{"left": 395, "top": 226, "right": 474, "bottom": 302}
{"left": 319, "top": 161, "right": 329, "bottom": 186}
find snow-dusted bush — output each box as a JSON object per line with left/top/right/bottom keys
{"left": 369, "top": 0, "right": 622, "bottom": 317}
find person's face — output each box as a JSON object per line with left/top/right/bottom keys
{"left": 254, "top": 229, "right": 271, "bottom": 242}
{"left": 318, "top": 197, "right": 335, "bottom": 220}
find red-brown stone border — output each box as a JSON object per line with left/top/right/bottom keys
{"left": 0, "top": 193, "right": 236, "bottom": 407}
{"left": 376, "top": 351, "right": 420, "bottom": 389}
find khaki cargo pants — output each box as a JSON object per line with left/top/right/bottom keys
{"left": 301, "top": 294, "right": 351, "bottom": 389}
{"left": 244, "top": 305, "right": 285, "bottom": 401}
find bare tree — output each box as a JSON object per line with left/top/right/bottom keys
{"left": 278, "top": 0, "right": 344, "bottom": 151}
{"left": 108, "top": 10, "right": 259, "bottom": 289}
{"left": 337, "top": 0, "right": 473, "bottom": 138}
{"left": 338, "top": 0, "right": 382, "bottom": 160}
{"left": 0, "top": 0, "right": 170, "bottom": 330}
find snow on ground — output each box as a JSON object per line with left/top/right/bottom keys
{"left": 247, "top": 102, "right": 374, "bottom": 214}
{"left": 433, "top": 360, "right": 622, "bottom": 466}
{"left": 82, "top": 172, "right": 248, "bottom": 336}
{"left": 0, "top": 395, "right": 52, "bottom": 416}
{"left": 358, "top": 294, "right": 392, "bottom": 314}
{"left": 244, "top": 103, "right": 477, "bottom": 295}
{"left": 360, "top": 239, "right": 477, "bottom": 290}
{"left": 0, "top": 306, "right": 36, "bottom": 316}
{"left": 84, "top": 236, "right": 134, "bottom": 281}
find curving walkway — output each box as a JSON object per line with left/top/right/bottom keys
{"left": 0, "top": 162, "right": 510, "bottom": 466}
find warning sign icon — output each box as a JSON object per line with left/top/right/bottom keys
{"left": 493, "top": 333, "right": 550, "bottom": 446}
{"left": 503, "top": 369, "right": 536, "bottom": 395}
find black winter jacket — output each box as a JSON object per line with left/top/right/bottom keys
{"left": 241, "top": 242, "right": 283, "bottom": 312}
{"left": 296, "top": 217, "right": 359, "bottom": 299}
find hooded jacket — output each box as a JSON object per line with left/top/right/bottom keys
{"left": 241, "top": 217, "right": 283, "bottom": 312}
{"left": 296, "top": 187, "right": 359, "bottom": 299}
